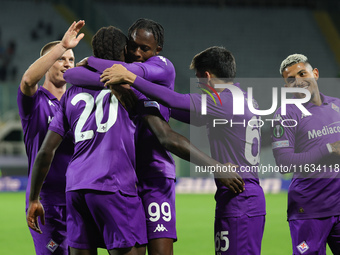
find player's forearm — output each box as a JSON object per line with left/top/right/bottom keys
{"left": 274, "top": 145, "right": 330, "bottom": 173}
{"left": 29, "top": 150, "right": 55, "bottom": 201}
{"left": 88, "top": 56, "right": 145, "bottom": 76}
{"left": 64, "top": 66, "right": 104, "bottom": 87}
{"left": 21, "top": 43, "right": 67, "bottom": 88}
{"left": 133, "top": 76, "right": 191, "bottom": 110}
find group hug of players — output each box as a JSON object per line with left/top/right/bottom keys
{"left": 19, "top": 19, "right": 340, "bottom": 255}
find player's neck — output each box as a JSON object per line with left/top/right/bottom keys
{"left": 43, "top": 81, "right": 66, "bottom": 101}
{"left": 210, "top": 79, "right": 233, "bottom": 93}
{"left": 310, "top": 93, "right": 322, "bottom": 106}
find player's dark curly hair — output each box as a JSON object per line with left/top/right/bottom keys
{"left": 190, "top": 46, "right": 236, "bottom": 81}
{"left": 128, "top": 18, "right": 164, "bottom": 48}
{"left": 92, "top": 26, "right": 127, "bottom": 61}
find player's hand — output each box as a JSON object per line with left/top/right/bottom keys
{"left": 76, "top": 57, "right": 89, "bottom": 67}
{"left": 60, "top": 20, "right": 85, "bottom": 50}
{"left": 109, "top": 84, "right": 138, "bottom": 110}
{"left": 100, "top": 64, "right": 137, "bottom": 86}
{"left": 27, "top": 200, "right": 45, "bottom": 234}
{"left": 330, "top": 141, "right": 340, "bottom": 156}
{"left": 214, "top": 163, "right": 245, "bottom": 194}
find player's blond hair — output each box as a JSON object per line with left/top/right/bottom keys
{"left": 40, "top": 40, "right": 61, "bottom": 57}
{"left": 279, "top": 54, "right": 309, "bottom": 76}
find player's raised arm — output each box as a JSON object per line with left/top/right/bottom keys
{"left": 20, "top": 20, "right": 85, "bottom": 96}
{"left": 143, "top": 114, "right": 244, "bottom": 193}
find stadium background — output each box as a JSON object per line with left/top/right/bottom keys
{"left": 0, "top": 0, "right": 339, "bottom": 254}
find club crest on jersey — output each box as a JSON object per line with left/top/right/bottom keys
{"left": 46, "top": 239, "right": 59, "bottom": 252}
{"left": 153, "top": 224, "right": 168, "bottom": 232}
{"left": 273, "top": 124, "right": 284, "bottom": 138}
{"left": 331, "top": 103, "right": 339, "bottom": 113}
{"left": 297, "top": 241, "right": 309, "bottom": 254}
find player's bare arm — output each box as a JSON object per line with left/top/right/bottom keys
{"left": 27, "top": 131, "right": 63, "bottom": 233}
{"left": 143, "top": 114, "right": 244, "bottom": 193}
{"left": 20, "top": 20, "right": 85, "bottom": 96}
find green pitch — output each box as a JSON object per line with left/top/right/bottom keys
{"left": 0, "top": 192, "right": 332, "bottom": 254}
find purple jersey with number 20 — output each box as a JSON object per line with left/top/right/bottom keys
{"left": 49, "top": 85, "right": 152, "bottom": 195}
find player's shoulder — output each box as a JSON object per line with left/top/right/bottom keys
{"left": 147, "top": 55, "right": 174, "bottom": 68}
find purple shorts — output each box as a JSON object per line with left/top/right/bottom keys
{"left": 66, "top": 190, "right": 147, "bottom": 250}
{"left": 138, "top": 178, "right": 177, "bottom": 241}
{"left": 28, "top": 205, "right": 67, "bottom": 255}
{"left": 289, "top": 216, "right": 340, "bottom": 254}
{"left": 214, "top": 214, "right": 265, "bottom": 255}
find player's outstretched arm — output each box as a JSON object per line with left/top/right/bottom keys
{"left": 27, "top": 131, "right": 63, "bottom": 233}
{"left": 143, "top": 114, "right": 244, "bottom": 193}
{"left": 101, "top": 64, "right": 191, "bottom": 110}
{"left": 20, "top": 20, "right": 85, "bottom": 96}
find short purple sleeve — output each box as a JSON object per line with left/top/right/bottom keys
{"left": 48, "top": 95, "right": 69, "bottom": 137}
{"left": 17, "top": 86, "right": 38, "bottom": 119}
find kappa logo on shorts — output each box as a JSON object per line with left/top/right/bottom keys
{"left": 153, "top": 224, "right": 168, "bottom": 232}
{"left": 297, "top": 241, "right": 309, "bottom": 254}
{"left": 46, "top": 239, "right": 59, "bottom": 253}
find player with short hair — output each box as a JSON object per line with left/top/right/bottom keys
{"left": 18, "top": 20, "right": 84, "bottom": 255}
{"left": 98, "top": 46, "right": 266, "bottom": 255}
{"left": 65, "top": 18, "right": 176, "bottom": 255}
{"left": 27, "top": 27, "right": 244, "bottom": 255}
{"left": 272, "top": 54, "right": 340, "bottom": 254}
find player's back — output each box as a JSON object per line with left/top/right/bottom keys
{"left": 49, "top": 86, "right": 138, "bottom": 196}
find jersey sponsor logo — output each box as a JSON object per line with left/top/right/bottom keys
{"left": 153, "top": 224, "right": 168, "bottom": 232}
{"left": 46, "top": 239, "right": 59, "bottom": 253}
{"left": 296, "top": 241, "right": 309, "bottom": 254}
{"left": 144, "top": 101, "right": 160, "bottom": 110}
{"left": 272, "top": 140, "right": 289, "bottom": 149}
{"left": 308, "top": 125, "right": 340, "bottom": 140}
{"left": 48, "top": 100, "right": 55, "bottom": 107}
{"left": 332, "top": 103, "right": 339, "bottom": 113}
{"left": 273, "top": 124, "right": 284, "bottom": 138}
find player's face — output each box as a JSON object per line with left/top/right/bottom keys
{"left": 282, "top": 62, "right": 319, "bottom": 101}
{"left": 48, "top": 49, "right": 75, "bottom": 87}
{"left": 126, "top": 29, "right": 162, "bottom": 62}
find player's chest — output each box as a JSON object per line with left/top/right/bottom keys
{"left": 296, "top": 102, "right": 340, "bottom": 146}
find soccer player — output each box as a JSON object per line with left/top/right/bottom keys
{"left": 99, "top": 46, "right": 266, "bottom": 255}
{"left": 271, "top": 54, "right": 340, "bottom": 254}
{"left": 65, "top": 18, "right": 177, "bottom": 255}
{"left": 18, "top": 20, "right": 84, "bottom": 255}
{"left": 27, "top": 27, "right": 244, "bottom": 255}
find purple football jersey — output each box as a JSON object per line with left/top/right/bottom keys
{"left": 190, "top": 83, "right": 266, "bottom": 218}
{"left": 272, "top": 93, "right": 340, "bottom": 220}
{"left": 64, "top": 56, "right": 176, "bottom": 180}
{"left": 49, "top": 85, "right": 162, "bottom": 195}
{"left": 17, "top": 86, "right": 73, "bottom": 209}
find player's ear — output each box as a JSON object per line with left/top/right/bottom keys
{"left": 155, "top": 46, "right": 162, "bottom": 55}
{"left": 312, "top": 68, "right": 319, "bottom": 80}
